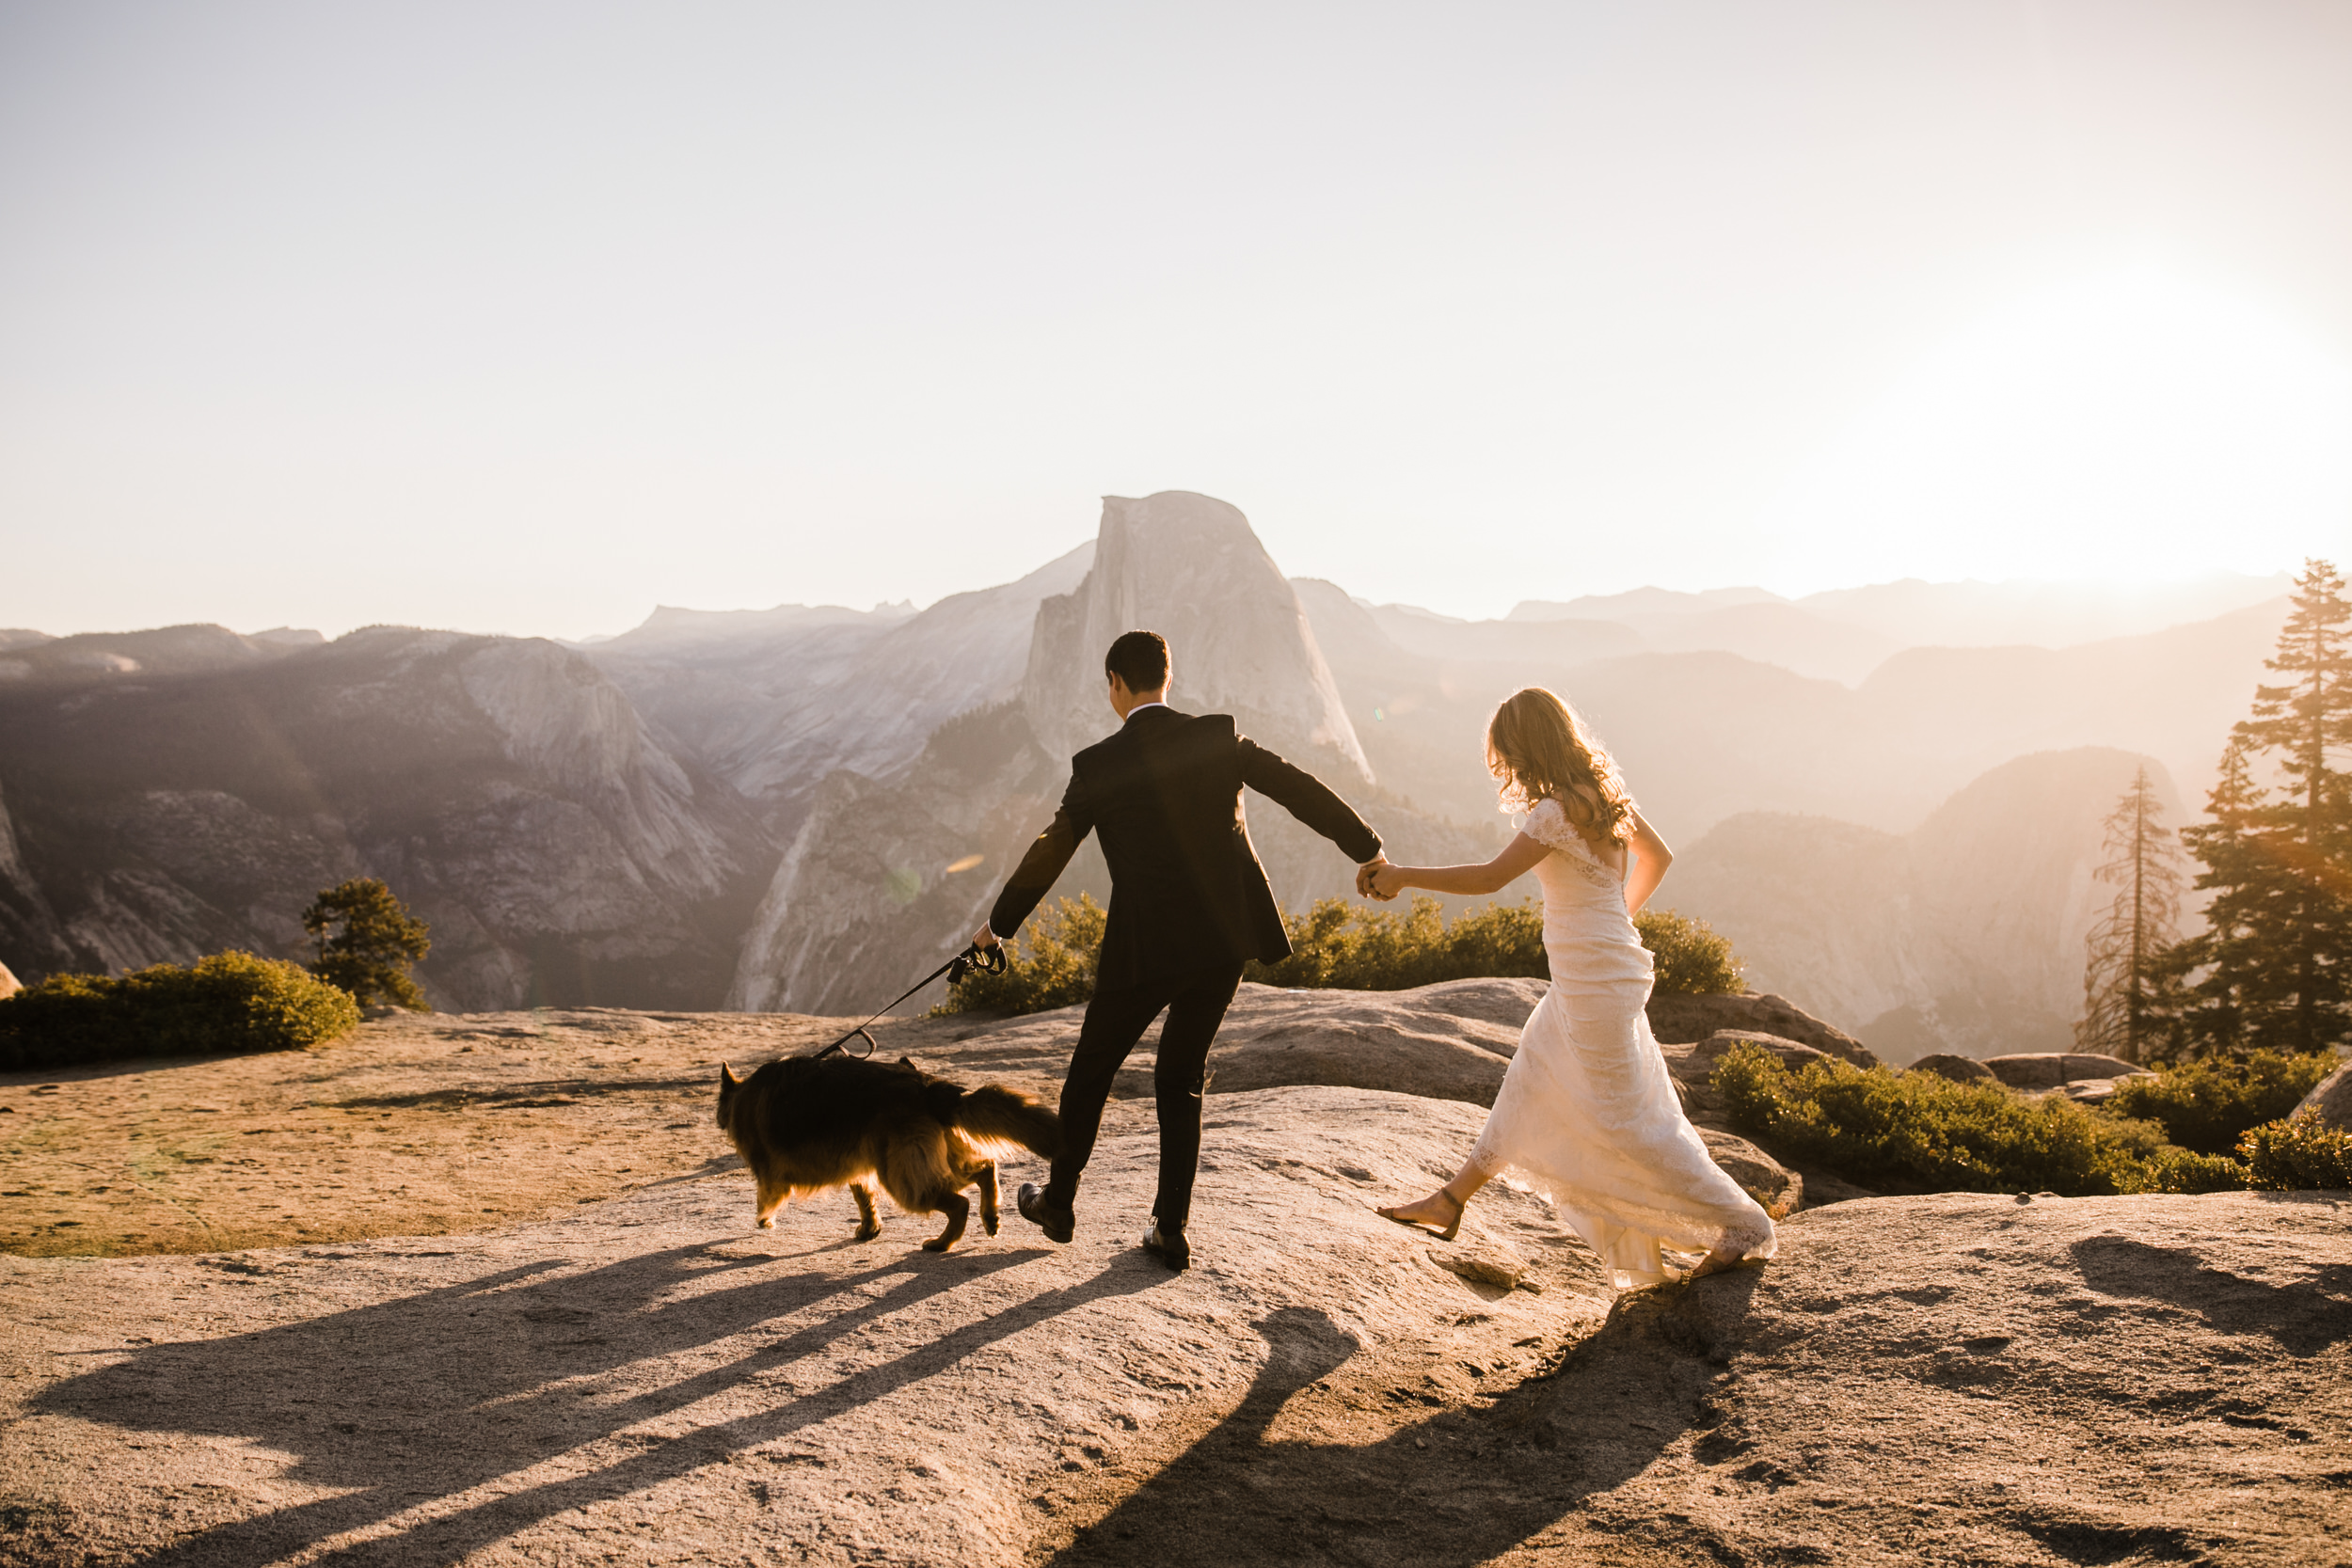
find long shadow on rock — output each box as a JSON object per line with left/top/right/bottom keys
{"left": 1051, "top": 1278, "right": 1763, "bottom": 1568}
{"left": 2071, "top": 1234, "right": 2352, "bottom": 1357}
{"left": 39, "top": 1238, "right": 1154, "bottom": 1566}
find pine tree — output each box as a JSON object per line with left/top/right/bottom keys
{"left": 302, "top": 879, "right": 433, "bottom": 1010}
{"left": 2169, "top": 742, "right": 2262, "bottom": 1053}
{"left": 2173, "top": 559, "right": 2352, "bottom": 1055}
{"left": 2075, "top": 765, "right": 2185, "bottom": 1064}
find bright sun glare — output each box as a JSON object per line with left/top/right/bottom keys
{"left": 1755, "top": 266, "right": 2352, "bottom": 590}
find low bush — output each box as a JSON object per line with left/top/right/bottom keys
{"left": 2240, "top": 1112, "right": 2352, "bottom": 1191}
{"left": 1711, "top": 1042, "right": 2245, "bottom": 1197}
{"left": 2133, "top": 1144, "right": 2265, "bottom": 1196}
{"left": 941, "top": 891, "right": 1752, "bottom": 1017}
{"left": 0, "top": 951, "right": 362, "bottom": 1070}
{"left": 2104, "top": 1050, "right": 2335, "bottom": 1156}
{"left": 1631, "top": 908, "right": 1745, "bottom": 995}
{"left": 935, "top": 895, "right": 1104, "bottom": 1016}
{"left": 1246, "top": 896, "right": 1547, "bottom": 990}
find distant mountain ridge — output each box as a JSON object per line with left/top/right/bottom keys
{"left": 602, "top": 601, "right": 914, "bottom": 648}
{"left": 0, "top": 498, "right": 2301, "bottom": 1051}
{"left": 0, "top": 624, "right": 324, "bottom": 687}
{"left": 1501, "top": 571, "right": 2289, "bottom": 684}
{"left": 1295, "top": 580, "right": 2285, "bottom": 841}
{"left": 0, "top": 629, "right": 770, "bottom": 1010}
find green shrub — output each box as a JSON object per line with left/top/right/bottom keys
{"left": 2240, "top": 1112, "right": 2352, "bottom": 1190}
{"left": 935, "top": 895, "right": 1105, "bottom": 1016}
{"left": 1248, "top": 896, "right": 1548, "bottom": 990}
{"left": 940, "top": 889, "right": 1750, "bottom": 1014}
{"left": 1711, "top": 1042, "right": 2246, "bottom": 1197}
{"left": 1632, "top": 907, "right": 1745, "bottom": 995}
{"left": 2132, "top": 1145, "right": 2259, "bottom": 1195}
{"left": 0, "top": 951, "right": 362, "bottom": 1070}
{"left": 2104, "top": 1050, "right": 2336, "bottom": 1156}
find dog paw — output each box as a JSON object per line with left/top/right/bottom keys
{"left": 922, "top": 1238, "right": 954, "bottom": 1253}
{"left": 854, "top": 1225, "right": 882, "bottom": 1243}
{"left": 755, "top": 1216, "right": 774, "bottom": 1229}
{"left": 983, "top": 1214, "right": 1000, "bottom": 1236}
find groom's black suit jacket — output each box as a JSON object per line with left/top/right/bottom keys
{"left": 989, "top": 706, "right": 1382, "bottom": 990}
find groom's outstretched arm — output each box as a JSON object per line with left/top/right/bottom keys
{"left": 983, "top": 772, "right": 1098, "bottom": 942}
{"left": 1237, "top": 736, "right": 1382, "bottom": 864}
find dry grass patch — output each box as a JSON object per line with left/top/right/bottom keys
{"left": 0, "top": 1006, "right": 989, "bottom": 1257}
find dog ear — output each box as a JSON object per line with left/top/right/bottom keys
{"left": 719, "top": 1062, "right": 739, "bottom": 1091}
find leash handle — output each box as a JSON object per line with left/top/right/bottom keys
{"left": 811, "top": 942, "right": 1009, "bottom": 1060}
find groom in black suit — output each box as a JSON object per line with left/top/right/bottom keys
{"left": 973, "top": 629, "right": 1388, "bottom": 1271}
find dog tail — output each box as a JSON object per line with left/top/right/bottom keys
{"left": 950, "top": 1085, "right": 1061, "bottom": 1159}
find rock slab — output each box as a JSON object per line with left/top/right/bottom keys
{"left": 2296, "top": 1057, "right": 2352, "bottom": 1130}
{"left": 1489, "top": 1190, "right": 2352, "bottom": 1567}
{"left": 1697, "top": 1129, "right": 1802, "bottom": 1217}
{"left": 1979, "top": 1052, "right": 2149, "bottom": 1092}
{"left": 1031, "top": 1195, "right": 2352, "bottom": 1567}
{"left": 1645, "top": 991, "right": 1878, "bottom": 1068}
{"left": 1908, "top": 1052, "right": 1996, "bottom": 1085}
{"left": 0, "top": 1087, "right": 1610, "bottom": 1568}
{"left": 8, "top": 1094, "right": 2344, "bottom": 1566}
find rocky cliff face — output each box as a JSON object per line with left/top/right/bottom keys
{"left": 591, "top": 546, "right": 1094, "bottom": 840}
{"left": 0, "top": 778, "right": 65, "bottom": 982}
{"left": 0, "top": 629, "right": 770, "bottom": 1010}
{"left": 1022, "top": 494, "right": 1368, "bottom": 781}
{"left": 724, "top": 703, "right": 1067, "bottom": 1014}
{"left": 725, "top": 496, "right": 1490, "bottom": 1014}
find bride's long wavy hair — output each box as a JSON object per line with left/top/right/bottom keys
{"left": 1486, "top": 687, "right": 1634, "bottom": 846}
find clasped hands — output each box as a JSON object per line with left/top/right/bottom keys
{"left": 974, "top": 859, "right": 1406, "bottom": 950}
{"left": 1356, "top": 854, "right": 1406, "bottom": 902}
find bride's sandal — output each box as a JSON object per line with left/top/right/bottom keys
{"left": 1376, "top": 1191, "right": 1465, "bottom": 1243}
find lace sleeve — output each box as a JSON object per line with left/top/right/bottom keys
{"left": 1519, "top": 797, "right": 1622, "bottom": 887}
{"left": 1518, "top": 797, "right": 1582, "bottom": 856}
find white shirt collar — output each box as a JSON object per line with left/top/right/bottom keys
{"left": 1125, "top": 700, "right": 1171, "bottom": 717}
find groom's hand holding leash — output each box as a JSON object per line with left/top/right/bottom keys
{"left": 970, "top": 923, "right": 1001, "bottom": 950}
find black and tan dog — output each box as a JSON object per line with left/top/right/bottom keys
{"left": 714, "top": 1053, "right": 1060, "bottom": 1252}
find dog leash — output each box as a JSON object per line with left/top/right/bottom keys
{"left": 810, "top": 942, "right": 1009, "bottom": 1061}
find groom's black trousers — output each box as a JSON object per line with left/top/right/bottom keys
{"left": 1044, "top": 960, "right": 1245, "bottom": 1233}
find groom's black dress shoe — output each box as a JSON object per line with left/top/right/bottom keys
{"left": 1141, "top": 1220, "right": 1190, "bottom": 1273}
{"left": 1017, "top": 1182, "right": 1073, "bottom": 1244}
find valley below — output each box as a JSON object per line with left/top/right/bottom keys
{"left": 0, "top": 491, "right": 2302, "bottom": 1063}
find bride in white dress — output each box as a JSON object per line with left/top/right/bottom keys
{"left": 1366, "top": 687, "right": 1775, "bottom": 1286}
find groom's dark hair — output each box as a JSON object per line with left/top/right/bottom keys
{"left": 1104, "top": 630, "right": 1170, "bottom": 692}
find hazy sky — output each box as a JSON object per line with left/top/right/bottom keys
{"left": 4, "top": 2, "right": 2350, "bottom": 639}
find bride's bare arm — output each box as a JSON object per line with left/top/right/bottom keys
{"left": 1623, "top": 808, "right": 1673, "bottom": 915}
{"left": 1367, "top": 833, "right": 1550, "bottom": 899}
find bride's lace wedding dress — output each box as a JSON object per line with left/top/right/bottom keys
{"left": 1468, "top": 797, "right": 1777, "bottom": 1288}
